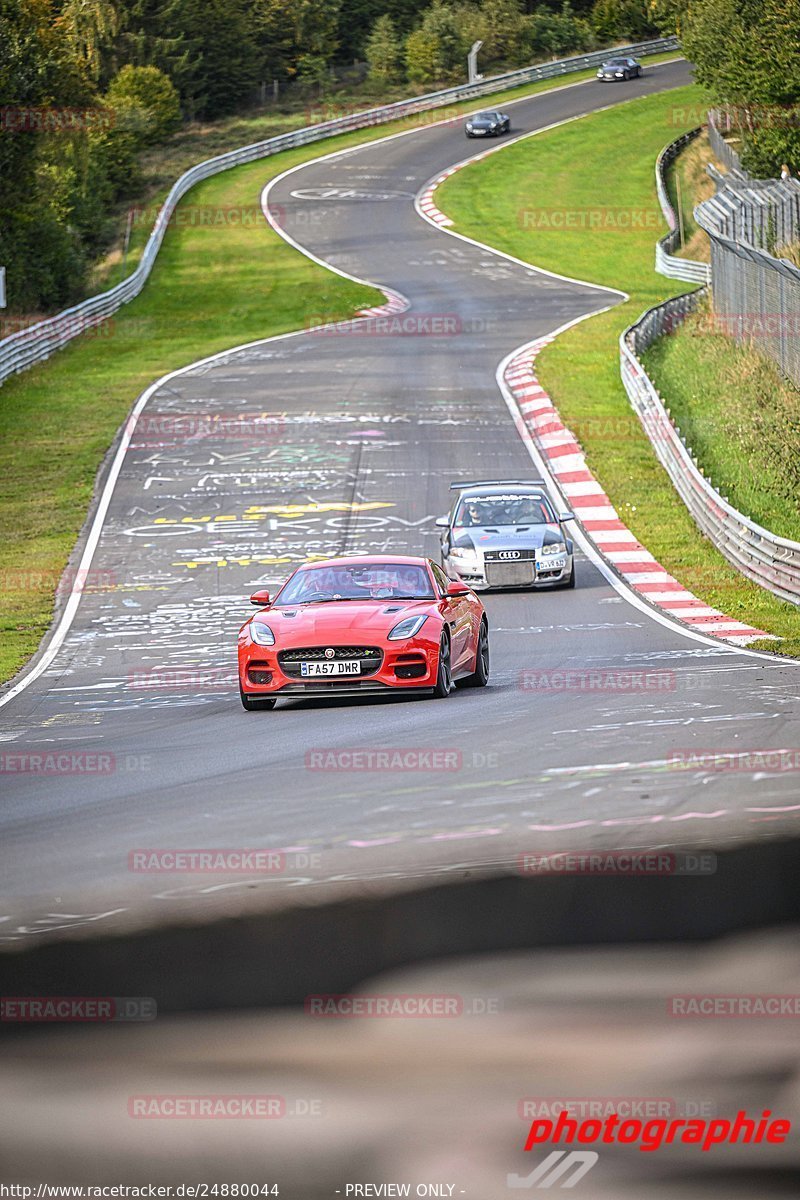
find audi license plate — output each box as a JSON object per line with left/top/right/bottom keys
{"left": 486, "top": 562, "right": 535, "bottom": 587}
{"left": 301, "top": 660, "right": 361, "bottom": 677}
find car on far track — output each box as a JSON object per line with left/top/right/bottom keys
{"left": 438, "top": 479, "right": 576, "bottom": 591}
{"left": 464, "top": 110, "right": 511, "bottom": 138}
{"left": 238, "top": 555, "right": 489, "bottom": 711}
{"left": 596, "top": 56, "right": 642, "bottom": 81}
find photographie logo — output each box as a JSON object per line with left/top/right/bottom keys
{"left": 522, "top": 1107, "right": 791, "bottom": 1154}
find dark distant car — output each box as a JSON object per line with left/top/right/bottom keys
{"left": 596, "top": 56, "right": 642, "bottom": 81}
{"left": 465, "top": 110, "right": 511, "bottom": 138}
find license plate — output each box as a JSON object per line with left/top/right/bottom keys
{"left": 300, "top": 660, "right": 361, "bottom": 677}
{"left": 486, "top": 562, "right": 535, "bottom": 587}
{"left": 539, "top": 557, "right": 567, "bottom": 571}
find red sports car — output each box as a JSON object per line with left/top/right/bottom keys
{"left": 237, "top": 555, "right": 489, "bottom": 710}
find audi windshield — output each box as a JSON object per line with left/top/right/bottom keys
{"left": 455, "top": 493, "right": 556, "bottom": 527}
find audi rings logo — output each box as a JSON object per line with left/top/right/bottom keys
{"left": 499, "top": 550, "right": 521, "bottom": 560}
{"left": 324, "top": 648, "right": 336, "bottom": 659}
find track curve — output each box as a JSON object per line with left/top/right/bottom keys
{"left": 2, "top": 59, "right": 800, "bottom": 946}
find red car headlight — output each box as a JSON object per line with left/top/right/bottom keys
{"left": 387, "top": 615, "right": 428, "bottom": 641}
{"left": 250, "top": 621, "right": 276, "bottom": 646}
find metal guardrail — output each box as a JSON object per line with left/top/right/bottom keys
{"left": 620, "top": 292, "right": 800, "bottom": 605}
{"left": 654, "top": 127, "right": 711, "bottom": 283}
{"left": 0, "top": 37, "right": 678, "bottom": 389}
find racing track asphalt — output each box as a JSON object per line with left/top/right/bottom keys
{"left": 2, "top": 58, "right": 800, "bottom": 946}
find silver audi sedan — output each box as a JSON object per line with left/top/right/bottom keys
{"left": 437, "top": 480, "right": 576, "bottom": 590}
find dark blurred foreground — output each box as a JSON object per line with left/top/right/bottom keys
{"left": 2, "top": 840, "right": 800, "bottom": 1196}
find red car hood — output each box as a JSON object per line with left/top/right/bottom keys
{"left": 248, "top": 600, "right": 436, "bottom": 645}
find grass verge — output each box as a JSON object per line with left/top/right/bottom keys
{"left": 0, "top": 51, "right": 679, "bottom": 685}
{"left": 642, "top": 298, "right": 800, "bottom": 542}
{"left": 665, "top": 130, "right": 714, "bottom": 262}
{"left": 436, "top": 83, "right": 800, "bottom": 655}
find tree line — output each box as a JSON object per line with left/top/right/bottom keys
{"left": 0, "top": 0, "right": 697, "bottom": 315}
{"left": 671, "top": 0, "right": 800, "bottom": 178}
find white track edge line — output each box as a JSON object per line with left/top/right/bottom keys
{"left": 0, "top": 58, "right": 743, "bottom": 709}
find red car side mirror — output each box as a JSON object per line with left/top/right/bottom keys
{"left": 446, "top": 581, "right": 470, "bottom": 597}
{"left": 249, "top": 589, "right": 271, "bottom": 606}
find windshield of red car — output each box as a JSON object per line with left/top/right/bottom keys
{"left": 275, "top": 563, "right": 435, "bottom": 603}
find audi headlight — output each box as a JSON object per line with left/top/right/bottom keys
{"left": 388, "top": 614, "right": 428, "bottom": 641}
{"left": 451, "top": 547, "right": 479, "bottom": 561}
{"left": 250, "top": 621, "right": 276, "bottom": 646}
{"left": 540, "top": 542, "right": 567, "bottom": 557}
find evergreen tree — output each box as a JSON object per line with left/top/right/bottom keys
{"left": 365, "top": 14, "right": 402, "bottom": 84}
{"left": 157, "top": 0, "right": 259, "bottom": 117}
